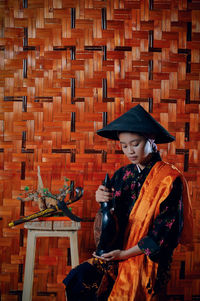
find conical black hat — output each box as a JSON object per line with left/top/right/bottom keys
{"left": 97, "top": 105, "right": 175, "bottom": 144}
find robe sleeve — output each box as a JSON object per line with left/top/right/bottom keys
{"left": 138, "top": 176, "right": 183, "bottom": 261}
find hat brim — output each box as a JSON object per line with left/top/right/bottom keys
{"left": 97, "top": 105, "right": 175, "bottom": 144}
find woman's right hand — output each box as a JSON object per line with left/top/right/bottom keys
{"left": 95, "top": 185, "right": 114, "bottom": 203}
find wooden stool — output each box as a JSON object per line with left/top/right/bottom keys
{"left": 22, "top": 220, "right": 81, "bottom": 301}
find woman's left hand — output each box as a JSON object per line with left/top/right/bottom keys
{"left": 93, "top": 244, "right": 142, "bottom": 262}
{"left": 100, "top": 250, "right": 125, "bottom": 261}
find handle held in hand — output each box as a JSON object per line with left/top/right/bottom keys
{"left": 95, "top": 173, "right": 118, "bottom": 257}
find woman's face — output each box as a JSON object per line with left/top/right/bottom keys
{"left": 118, "top": 132, "right": 152, "bottom": 169}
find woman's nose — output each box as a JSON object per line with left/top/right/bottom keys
{"left": 128, "top": 145, "right": 135, "bottom": 153}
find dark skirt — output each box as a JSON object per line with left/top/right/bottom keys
{"left": 63, "top": 259, "right": 118, "bottom": 301}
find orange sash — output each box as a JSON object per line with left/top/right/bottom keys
{"left": 108, "top": 161, "right": 193, "bottom": 301}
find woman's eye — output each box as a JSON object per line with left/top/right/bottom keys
{"left": 121, "top": 145, "right": 127, "bottom": 149}
{"left": 131, "top": 143, "right": 139, "bottom": 147}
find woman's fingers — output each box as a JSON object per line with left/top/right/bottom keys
{"left": 92, "top": 252, "right": 107, "bottom": 261}
{"left": 95, "top": 185, "right": 113, "bottom": 202}
{"left": 101, "top": 250, "right": 121, "bottom": 261}
{"left": 98, "top": 185, "right": 108, "bottom": 191}
{"left": 92, "top": 250, "right": 123, "bottom": 262}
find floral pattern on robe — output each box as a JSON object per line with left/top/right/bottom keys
{"left": 110, "top": 152, "right": 183, "bottom": 293}
{"left": 63, "top": 152, "right": 184, "bottom": 299}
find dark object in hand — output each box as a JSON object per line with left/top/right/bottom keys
{"left": 95, "top": 174, "right": 118, "bottom": 257}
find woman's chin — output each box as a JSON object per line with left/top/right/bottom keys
{"left": 129, "top": 158, "right": 139, "bottom": 164}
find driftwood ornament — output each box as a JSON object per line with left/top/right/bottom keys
{"left": 17, "top": 166, "right": 70, "bottom": 210}
{"left": 8, "top": 167, "right": 84, "bottom": 227}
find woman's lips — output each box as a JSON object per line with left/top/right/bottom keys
{"left": 129, "top": 156, "right": 137, "bottom": 160}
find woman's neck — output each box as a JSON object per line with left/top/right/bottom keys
{"left": 137, "top": 151, "right": 160, "bottom": 170}
{"left": 136, "top": 164, "right": 145, "bottom": 171}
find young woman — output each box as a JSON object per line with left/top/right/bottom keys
{"left": 63, "top": 105, "right": 193, "bottom": 301}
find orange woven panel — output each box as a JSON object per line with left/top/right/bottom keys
{"left": 0, "top": 0, "right": 200, "bottom": 300}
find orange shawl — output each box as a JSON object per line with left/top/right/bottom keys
{"left": 108, "top": 161, "right": 193, "bottom": 301}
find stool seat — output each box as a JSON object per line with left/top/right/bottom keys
{"left": 22, "top": 220, "right": 80, "bottom": 301}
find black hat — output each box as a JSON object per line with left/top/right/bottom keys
{"left": 97, "top": 105, "right": 175, "bottom": 144}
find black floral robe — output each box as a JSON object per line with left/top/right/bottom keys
{"left": 63, "top": 152, "right": 183, "bottom": 300}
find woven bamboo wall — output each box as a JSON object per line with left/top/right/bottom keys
{"left": 0, "top": 0, "right": 200, "bottom": 300}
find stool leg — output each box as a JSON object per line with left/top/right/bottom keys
{"left": 69, "top": 231, "right": 79, "bottom": 268}
{"left": 22, "top": 230, "right": 36, "bottom": 301}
